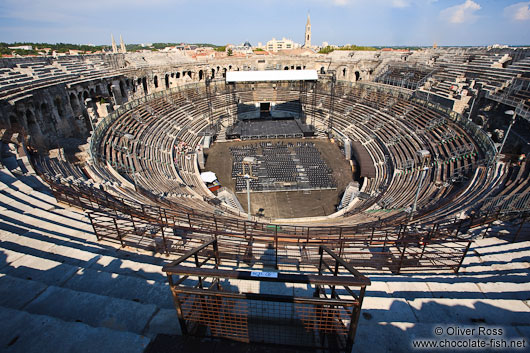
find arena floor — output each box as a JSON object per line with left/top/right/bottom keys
{"left": 204, "top": 137, "right": 355, "bottom": 219}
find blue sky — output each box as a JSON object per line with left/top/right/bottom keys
{"left": 0, "top": 0, "right": 529, "bottom": 46}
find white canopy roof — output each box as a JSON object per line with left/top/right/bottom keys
{"left": 226, "top": 70, "right": 318, "bottom": 83}
{"left": 200, "top": 171, "right": 217, "bottom": 183}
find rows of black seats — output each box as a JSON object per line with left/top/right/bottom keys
{"left": 230, "top": 141, "right": 336, "bottom": 192}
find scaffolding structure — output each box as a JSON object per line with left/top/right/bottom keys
{"left": 163, "top": 239, "right": 370, "bottom": 352}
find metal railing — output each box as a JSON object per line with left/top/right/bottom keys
{"left": 44, "top": 175, "right": 473, "bottom": 273}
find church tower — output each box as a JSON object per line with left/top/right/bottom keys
{"left": 111, "top": 34, "right": 118, "bottom": 53}
{"left": 304, "top": 13, "right": 311, "bottom": 48}
{"left": 120, "top": 35, "right": 127, "bottom": 53}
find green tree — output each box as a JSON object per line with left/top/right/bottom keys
{"left": 227, "top": 48, "right": 233, "bottom": 56}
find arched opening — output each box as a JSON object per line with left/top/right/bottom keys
{"left": 342, "top": 68, "right": 347, "bottom": 77}
{"left": 142, "top": 77, "right": 148, "bottom": 94}
{"left": 107, "top": 84, "right": 113, "bottom": 99}
{"left": 355, "top": 71, "right": 360, "bottom": 81}
{"left": 9, "top": 115, "right": 18, "bottom": 129}
{"left": 211, "top": 68, "right": 215, "bottom": 78}
{"left": 296, "top": 66, "right": 301, "bottom": 70}
{"left": 119, "top": 80, "right": 126, "bottom": 98}
{"left": 222, "top": 68, "right": 227, "bottom": 78}
{"left": 96, "top": 85, "right": 103, "bottom": 97}
{"left": 176, "top": 72, "right": 181, "bottom": 79}
{"left": 229, "top": 65, "right": 232, "bottom": 70}
{"left": 41, "top": 102, "right": 55, "bottom": 124}
{"left": 284, "top": 66, "right": 289, "bottom": 70}
{"left": 153, "top": 75, "right": 158, "bottom": 88}
{"left": 187, "top": 71, "right": 192, "bottom": 78}
{"left": 70, "top": 93, "right": 81, "bottom": 115}
{"left": 26, "top": 110, "right": 40, "bottom": 137}
{"left": 320, "top": 67, "right": 325, "bottom": 74}
{"left": 89, "top": 88, "right": 96, "bottom": 99}
{"left": 54, "top": 97, "right": 64, "bottom": 118}
{"left": 165, "top": 74, "right": 170, "bottom": 88}
{"left": 217, "top": 66, "right": 220, "bottom": 72}
{"left": 199, "top": 70, "right": 203, "bottom": 81}
{"left": 83, "top": 91, "right": 89, "bottom": 102}
{"left": 170, "top": 73, "right": 174, "bottom": 78}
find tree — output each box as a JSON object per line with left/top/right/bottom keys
{"left": 227, "top": 48, "right": 233, "bottom": 56}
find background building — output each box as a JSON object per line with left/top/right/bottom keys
{"left": 265, "top": 38, "right": 301, "bottom": 52}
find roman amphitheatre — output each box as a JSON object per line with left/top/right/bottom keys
{"left": 0, "top": 47, "right": 529, "bottom": 352}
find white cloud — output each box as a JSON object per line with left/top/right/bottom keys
{"left": 440, "top": 0, "right": 481, "bottom": 24}
{"left": 329, "top": 0, "right": 410, "bottom": 7}
{"left": 504, "top": 1, "right": 530, "bottom": 21}
{"left": 392, "top": 0, "right": 410, "bottom": 8}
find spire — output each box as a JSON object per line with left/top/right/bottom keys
{"left": 304, "top": 12, "right": 311, "bottom": 48}
{"left": 120, "top": 35, "right": 126, "bottom": 53}
{"left": 111, "top": 34, "right": 117, "bottom": 53}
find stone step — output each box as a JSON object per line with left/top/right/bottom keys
{"left": 0, "top": 306, "right": 150, "bottom": 353}
{"left": 0, "top": 187, "right": 56, "bottom": 212}
{"left": 0, "top": 237, "right": 168, "bottom": 283}
{"left": 62, "top": 267, "right": 174, "bottom": 309}
{"left": 0, "top": 169, "right": 34, "bottom": 193}
{"left": 0, "top": 259, "right": 179, "bottom": 337}
{"left": 24, "top": 285, "right": 158, "bottom": 335}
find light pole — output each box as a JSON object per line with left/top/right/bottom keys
{"left": 123, "top": 133, "right": 138, "bottom": 190}
{"left": 238, "top": 156, "right": 257, "bottom": 220}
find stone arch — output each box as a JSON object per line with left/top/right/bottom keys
{"left": 342, "top": 67, "right": 347, "bottom": 77}
{"left": 70, "top": 92, "right": 81, "bottom": 115}
{"left": 89, "top": 88, "right": 96, "bottom": 99}
{"left": 119, "top": 80, "right": 126, "bottom": 98}
{"left": 83, "top": 91, "right": 89, "bottom": 102}
{"left": 26, "top": 109, "right": 40, "bottom": 137}
{"left": 54, "top": 97, "right": 64, "bottom": 118}
{"left": 229, "top": 65, "right": 232, "bottom": 70}
{"left": 153, "top": 75, "right": 159, "bottom": 88}
{"left": 9, "top": 114, "right": 18, "bottom": 129}
{"left": 165, "top": 74, "right": 170, "bottom": 88}
{"left": 355, "top": 71, "right": 360, "bottom": 81}
{"left": 198, "top": 70, "right": 203, "bottom": 81}
{"left": 187, "top": 71, "right": 192, "bottom": 78}
{"left": 320, "top": 67, "right": 325, "bottom": 74}
{"left": 107, "top": 83, "right": 113, "bottom": 98}
{"left": 211, "top": 68, "right": 215, "bottom": 78}
{"left": 176, "top": 72, "right": 181, "bottom": 79}
{"left": 142, "top": 77, "right": 148, "bottom": 94}
{"left": 41, "top": 102, "right": 55, "bottom": 124}
{"left": 284, "top": 66, "right": 289, "bottom": 70}
{"left": 222, "top": 68, "right": 227, "bottom": 78}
